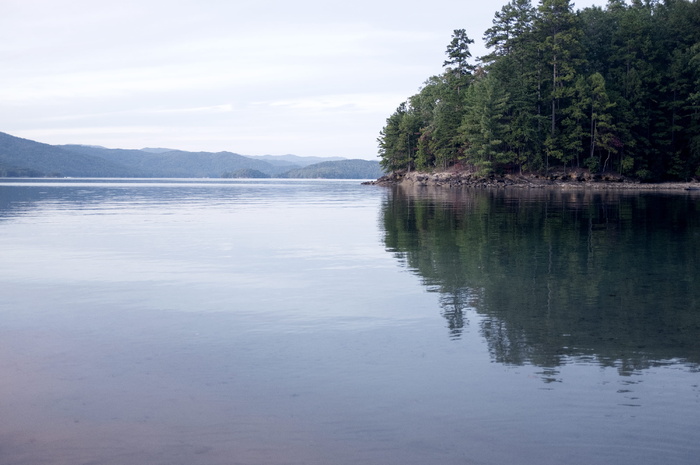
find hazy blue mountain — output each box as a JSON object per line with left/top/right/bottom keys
{"left": 139, "top": 147, "right": 177, "bottom": 154}
{"left": 0, "top": 132, "right": 141, "bottom": 177}
{"left": 247, "top": 154, "right": 344, "bottom": 167}
{"left": 281, "top": 159, "right": 384, "bottom": 179}
{"left": 60, "top": 145, "right": 289, "bottom": 177}
{"left": 0, "top": 131, "right": 369, "bottom": 178}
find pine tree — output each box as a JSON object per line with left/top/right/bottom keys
{"left": 443, "top": 29, "right": 476, "bottom": 91}
{"left": 378, "top": 103, "right": 409, "bottom": 172}
{"left": 458, "top": 74, "right": 511, "bottom": 174}
{"left": 483, "top": 0, "right": 537, "bottom": 62}
{"left": 428, "top": 30, "right": 477, "bottom": 169}
{"left": 587, "top": 72, "right": 618, "bottom": 172}
{"left": 483, "top": 0, "right": 542, "bottom": 172}
{"left": 377, "top": 0, "right": 700, "bottom": 180}
{"left": 535, "top": 0, "right": 585, "bottom": 169}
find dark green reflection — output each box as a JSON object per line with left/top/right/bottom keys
{"left": 382, "top": 185, "right": 700, "bottom": 371}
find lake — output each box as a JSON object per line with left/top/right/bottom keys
{"left": 0, "top": 178, "right": 698, "bottom": 465}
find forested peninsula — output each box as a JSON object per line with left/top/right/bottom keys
{"left": 376, "top": 0, "right": 700, "bottom": 184}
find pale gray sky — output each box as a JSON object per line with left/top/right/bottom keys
{"left": 2, "top": 0, "right": 609, "bottom": 159}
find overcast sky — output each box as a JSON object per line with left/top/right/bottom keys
{"left": 2, "top": 0, "right": 609, "bottom": 159}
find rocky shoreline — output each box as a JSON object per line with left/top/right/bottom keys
{"left": 363, "top": 169, "right": 700, "bottom": 191}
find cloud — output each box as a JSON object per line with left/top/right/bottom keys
{"left": 150, "top": 104, "right": 235, "bottom": 114}
{"left": 1, "top": 0, "right": 611, "bottom": 158}
{"left": 259, "top": 93, "right": 412, "bottom": 114}
{"left": 15, "top": 126, "right": 169, "bottom": 138}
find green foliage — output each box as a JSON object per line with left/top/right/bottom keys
{"left": 583, "top": 155, "right": 599, "bottom": 172}
{"left": 458, "top": 74, "right": 510, "bottom": 171}
{"left": 378, "top": 102, "right": 419, "bottom": 172}
{"left": 536, "top": 0, "right": 585, "bottom": 168}
{"left": 483, "top": 0, "right": 536, "bottom": 62}
{"left": 281, "top": 159, "right": 384, "bottom": 179}
{"left": 377, "top": 0, "right": 700, "bottom": 181}
{"left": 443, "top": 29, "right": 475, "bottom": 78}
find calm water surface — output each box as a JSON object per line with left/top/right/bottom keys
{"left": 0, "top": 178, "right": 698, "bottom": 465}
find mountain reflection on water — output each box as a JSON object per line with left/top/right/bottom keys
{"left": 381, "top": 184, "right": 700, "bottom": 373}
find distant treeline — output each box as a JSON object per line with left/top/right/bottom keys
{"left": 0, "top": 131, "right": 382, "bottom": 179}
{"left": 223, "top": 160, "right": 383, "bottom": 179}
{"left": 221, "top": 161, "right": 384, "bottom": 179}
{"left": 280, "top": 159, "right": 385, "bottom": 179}
{"left": 378, "top": 0, "right": 700, "bottom": 181}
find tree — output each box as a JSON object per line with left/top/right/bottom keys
{"left": 535, "top": 0, "right": 585, "bottom": 168}
{"left": 377, "top": 0, "right": 700, "bottom": 180}
{"left": 443, "top": 29, "right": 476, "bottom": 80}
{"left": 378, "top": 102, "right": 410, "bottom": 172}
{"left": 423, "top": 31, "right": 478, "bottom": 169}
{"left": 458, "top": 74, "right": 511, "bottom": 173}
{"left": 483, "top": 0, "right": 536, "bottom": 62}
{"left": 426, "top": 84, "right": 465, "bottom": 170}
{"left": 688, "top": 42, "right": 700, "bottom": 177}
{"left": 483, "top": 0, "right": 542, "bottom": 172}
{"left": 410, "top": 76, "right": 446, "bottom": 170}
{"left": 586, "top": 72, "right": 618, "bottom": 171}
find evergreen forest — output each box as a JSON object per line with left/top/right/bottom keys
{"left": 377, "top": 0, "right": 700, "bottom": 181}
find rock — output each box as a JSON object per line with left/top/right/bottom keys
{"left": 363, "top": 168, "right": 697, "bottom": 190}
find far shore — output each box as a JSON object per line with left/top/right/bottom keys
{"left": 364, "top": 169, "right": 700, "bottom": 191}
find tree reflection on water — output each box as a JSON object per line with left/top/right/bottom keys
{"left": 381, "top": 184, "right": 700, "bottom": 373}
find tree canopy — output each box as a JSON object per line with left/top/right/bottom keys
{"left": 378, "top": 0, "right": 700, "bottom": 181}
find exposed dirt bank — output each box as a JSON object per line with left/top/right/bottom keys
{"left": 363, "top": 169, "right": 700, "bottom": 191}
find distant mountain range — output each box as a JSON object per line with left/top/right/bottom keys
{"left": 281, "top": 159, "right": 388, "bottom": 179}
{"left": 0, "top": 132, "right": 384, "bottom": 179}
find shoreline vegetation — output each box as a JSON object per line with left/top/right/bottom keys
{"left": 364, "top": 168, "right": 700, "bottom": 190}
{"left": 376, "top": 0, "right": 700, "bottom": 184}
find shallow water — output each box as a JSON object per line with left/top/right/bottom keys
{"left": 0, "top": 178, "right": 698, "bottom": 465}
